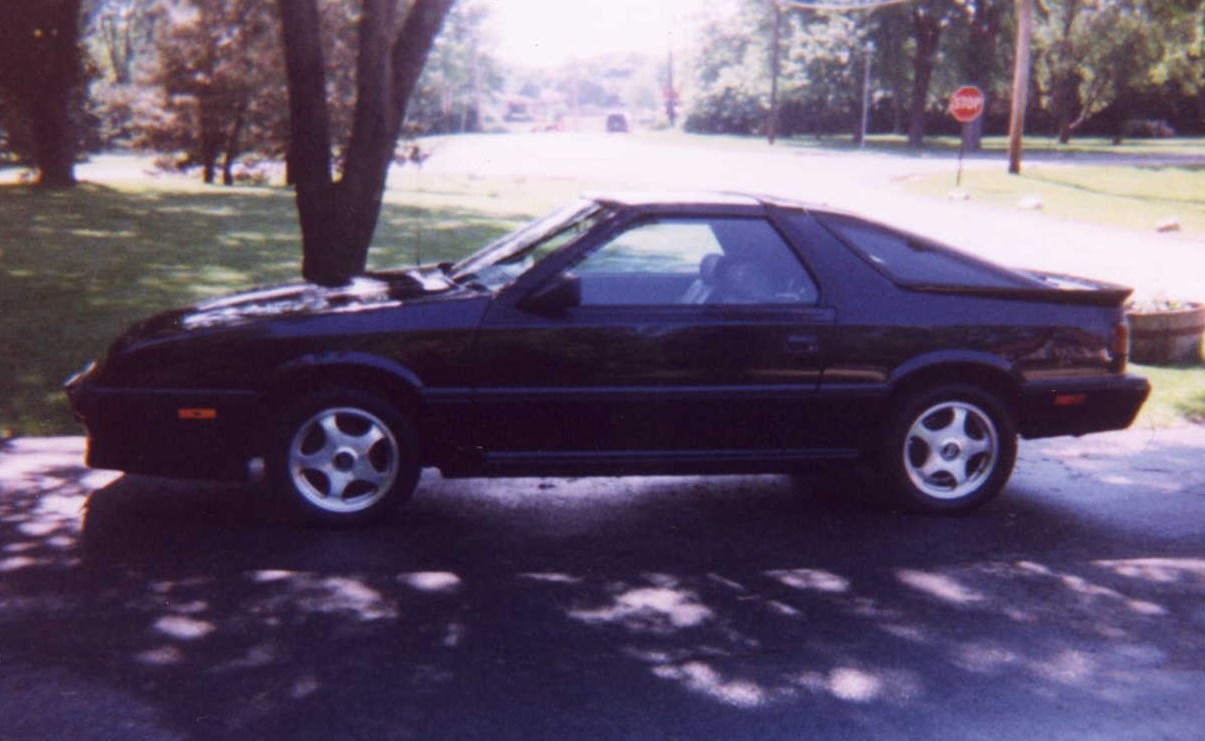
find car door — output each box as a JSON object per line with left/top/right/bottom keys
{"left": 469, "top": 209, "right": 835, "bottom": 464}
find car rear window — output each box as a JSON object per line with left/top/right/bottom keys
{"left": 820, "top": 214, "right": 1038, "bottom": 289}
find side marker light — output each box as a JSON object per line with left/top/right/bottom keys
{"left": 1053, "top": 394, "right": 1087, "bottom": 407}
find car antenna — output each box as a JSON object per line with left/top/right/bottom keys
{"left": 405, "top": 143, "right": 431, "bottom": 266}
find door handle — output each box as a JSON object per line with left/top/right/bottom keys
{"left": 786, "top": 334, "right": 820, "bottom": 356}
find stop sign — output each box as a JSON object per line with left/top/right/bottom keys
{"left": 948, "top": 85, "right": 985, "bottom": 124}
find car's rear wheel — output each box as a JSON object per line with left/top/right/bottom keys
{"left": 879, "top": 384, "right": 1016, "bottom": 514}
{"left": 270, "top": 391, "right": 419, "bottom": 525}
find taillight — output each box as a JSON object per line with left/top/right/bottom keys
{"left": 1111, "top": 318, "right": 1130, "bottom": 372}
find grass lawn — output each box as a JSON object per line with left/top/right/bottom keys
{"left": 0, "top": 173, "right": 538, "bottom": 436}
{"left": 904, "top": 162, "right": 1205, "bottom": 235}
{"left": 1, "top": 161, "right": 1201, "bottom": 437}
{"left": 1135, "top": 363, "right": 1205, "bottom": 427}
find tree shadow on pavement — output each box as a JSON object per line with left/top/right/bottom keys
{"left": 2, "top": 436, "right": 1204, "bottom": 740}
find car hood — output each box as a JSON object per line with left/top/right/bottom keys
{"left": 121, "top": 269, "right": 463, "bottom": 344}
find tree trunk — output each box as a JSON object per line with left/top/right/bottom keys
{"left": 222, "top": 103, "right": 248, "bottom": 186}
{"left": 26, "top": 0, "right": 82, "bottom": 188}
{"left": 1113, "top": 93, "right": 1129, "bottom": 145}
{"left": 1051, "top": 1, "right": 1083, "bottom": 146}
{"left": 907, "top": 8, "right": 942, "bottom": 149}
{"left": 278, "top": 0, "right": 341, "bottom": 282}
{"left": 197, "top": 100, "right": 221, "bottom": 185}
{"left": 30, "top": 80, "right": 77, "bottom": 188}
{"left": 1052, "top": 71, "right": 1080, "bottom": 144}
{"left": 277, "top": 0, "right": 453, "bottom": 286}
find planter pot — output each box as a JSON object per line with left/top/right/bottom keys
{"left": 1127, "top": 302, "right": 1205, "bottom": 365}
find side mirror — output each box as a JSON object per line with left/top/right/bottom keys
{"left": 518, "top": 274, "right": 581, "bottom": 313}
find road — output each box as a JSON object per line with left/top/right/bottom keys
{"left": 1, "top": 424, "right": 1203, "bottom": 740}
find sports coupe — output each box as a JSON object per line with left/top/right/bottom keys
{"left": 66, "top": 192, "right": 1150, "bottom": 524}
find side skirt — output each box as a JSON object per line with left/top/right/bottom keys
{"left": 437, "top": 448, "right": 861, "bottom": 479}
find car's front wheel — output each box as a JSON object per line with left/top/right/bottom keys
{"left": 270, "top": 391, "right": 419, "bottom": 525}
{"left": 879, "top": 384, "right": 1017, "bottom": 514}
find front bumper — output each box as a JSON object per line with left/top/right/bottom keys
{"left": 1016, "top": 374, "right": 1151, "bottom": 439}
{"left": 66, "top": 363, "right": 267, "bottom": 481}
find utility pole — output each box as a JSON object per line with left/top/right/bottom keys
{"left": 1007, "top": 0, "right": 1034, "bottom": 175}
{"left": 859, "top": 41, "right": 873, "bottom": 147}
{"left": 767, "top": 1, "right": 782, "bottom": 145}
{"left": 666, "top": 45, "right": 677, "bottom": 128}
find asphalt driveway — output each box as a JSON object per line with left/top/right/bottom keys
{"left": 1, "top": 424, "right": 1203, "bottom": 740}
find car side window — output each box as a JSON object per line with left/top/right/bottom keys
{"left": 821, "top": 215, "right": 1036, "bottom": 289}
{"left": 569, "top": 217, "right": 819, "bottom": 306}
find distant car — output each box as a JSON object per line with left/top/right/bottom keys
{"left": 66, "top": 192, "right": 1149, "bottom": 525}
{"left": 606, "top": 113, "right": 629, "bottom": 133}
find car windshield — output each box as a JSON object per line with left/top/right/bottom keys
{"left": 450, "top": 199, "right": 609, "bottom": 291}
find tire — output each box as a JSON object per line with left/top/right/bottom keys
{"left": 269, "top": 390, "right": 420, "bottom": 526}
{"left": 878, "top": 384, "right": 1017, "bottom": 514}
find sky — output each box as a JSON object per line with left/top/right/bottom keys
{"left": 484, "top": 0, "right": 712, "bottom": 68}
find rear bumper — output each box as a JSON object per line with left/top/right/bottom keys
{"left": 1016, "top": 374, "right": 1150, "bottom": 439}
{"left": 66, "top": 367, "right": 266, "bottom": 481}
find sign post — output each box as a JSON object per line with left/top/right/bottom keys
{"left": 948, "top": 85, "right": 985, "bottom": 189}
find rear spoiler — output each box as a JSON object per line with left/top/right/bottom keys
{"left": 908, "top": 271, "right": 1133, "bottom": 307}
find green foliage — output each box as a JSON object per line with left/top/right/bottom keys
{"left": 146, "top": 0, "right": 285, "bottom": 182}
{"left": 85, "top": 1, "right": 509, "bottom": 158}
{"left": 779, "top": 11, "right": 866, "bottom": 137}
{"left": 409, "top": 0, "right": 505, "bottom": 134}
{"left": 684, "top": 86, "right": 767, "bottom": 135}
{"left": 1134, "top": 364, "right": 1205, "bottom": 426}
{"left": 683, "top": 1, "right": 772, "bottom": 135}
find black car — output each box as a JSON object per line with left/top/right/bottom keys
{"left": 66, "top": 192, "right": 1150, "bottom": 524}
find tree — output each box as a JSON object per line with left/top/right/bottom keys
{"left": 409, "top": 0, "right": 501, "bottom": 134}
{"left": 1035, "top": 0, "right": 1205, "bottom": 143}
{"left": 277, "top": 0, "right": 455, "bottom": 286}
{"left": 780, "top": 10, "right": 868, "bottom": 139}
{"left": 866, "top": 9, "right": 915, "bottom": 133}
{"left": 906, "top": 0, "right": 957, "bottom": 148}
{"left": 686, "top": 1, "right": 785, "bottom": 136}
{"left": 147, "top": 0, "right": 284, "bottom": 184}
{"left": 88, "top": 0, "right": 160, "bottom": 84}
{"left": 0, "top": 0, "right": 85, "bottom": 187}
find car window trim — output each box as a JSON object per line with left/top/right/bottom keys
{"left": 512, "top": 210, "right": 825, "bottom": 310}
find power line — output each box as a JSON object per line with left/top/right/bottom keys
{"left": 777, "top": 0, "right": 916, "bottom": 11}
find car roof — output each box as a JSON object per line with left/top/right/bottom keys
{"left": 586, "top": 190, "right": 814, "bottom": 211}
